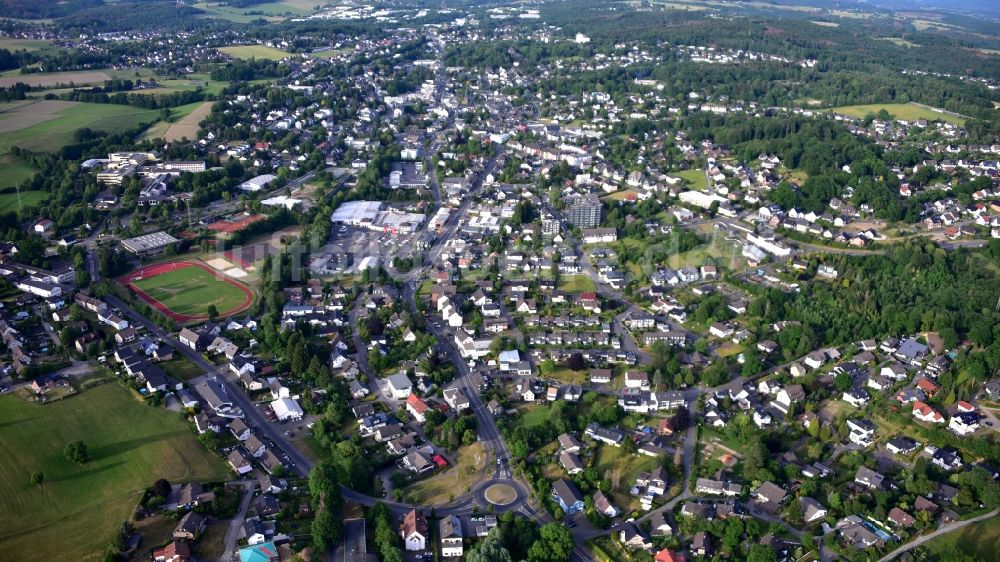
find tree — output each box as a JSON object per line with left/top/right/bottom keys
{"left": 467, "top": 528, "right": 513, "bottom": 562}
{"left": 527, "top": 524, "right": 574, "bottom": 562}
{"left": 567, "top": 352, "right": 585, "bottom": 372}
{"left": 30, "top": 471, "right": 43, "bottom": 487}
{"left": 207, "top": 304, "right": 219, "bottom": 322}
{"left": 834, "top": 371, "right": 853, "bottom": 392}
{"left": 746, "top": 544, "right": 779, "bottom": 562}
{"left": 152, "top": 479, "right": 171, "bottom": 498}
{"left": 64, "top": 440, "right": 89, "bottom": 464}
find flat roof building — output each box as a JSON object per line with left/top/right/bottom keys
{"left": 121, "top": 231, "right": 179, "bottom": 258}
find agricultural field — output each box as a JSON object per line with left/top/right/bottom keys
{"left": 194, "top": 0, "right": 315, "bottom": 22}
{"left": 0, "top": 70, "right": 111, "bottom": 88}
{"left": 219, "top": 45, "right": 294, "bottom": 60}
{"left": 0, "top": 37, "right": 64, "bottom": 54}
{"left": 0, "top": 384, "right": 228, "bottom": 562}
{"left": 140, "top": 101, "right": 214, "bottom": 142}
{"left": 125, "top": 261, "right": 252, "bottom": 321}
{"left": 0, "top": 100, "right": 159, "bottom": 154}
{"left": 829, "top": 102, "right": 966, "bottom": 125}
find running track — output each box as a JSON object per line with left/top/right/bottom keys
{"left": 119, "top": 260, "right": 254, "bottom": 323}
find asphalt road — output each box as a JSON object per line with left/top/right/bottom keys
{"left": 876, "top": 508, "right": 999, "bottom": 562}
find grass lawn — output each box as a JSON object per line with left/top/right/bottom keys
{"left": 664, "top": 244, "right": 725, "bottom": 269}
{"left": 192, "top": 521, "right": 228, "bottom": 560}
{"left": 402, "top": 442, "right": 488, "bottom": 504}
{"left": 0, "top": 102, "right": 158, "bottom": 155}
{"left": 922, "top": 515, "right": 1000, "bottom": 560}
{"left": 558, "top": 274, "right": 598, "bottom": 293}
{"left": 219, "top": 45, "right": 294, "bottom": 60}
{"left": 0, "top": 383, "right": 228, "bottom": 562}
{"left": 714, "top": 342, "right": 744, "bottom": 358}
{"left": 516, "top": 403, "right": 549, "bottom": 428}
{"left": 0, "top": 188, "right": 49, "bottom": 214}
{"left": 159, "top": 357, "right": 204, "bottom": 381}
{"left": 829, "top": 102, "right": 965, "bottom": 125}
{"left": 676, "top": 169, "right": 707, "bottom": 191}
{"left": 132, "top": 265, "right": 249, "bottom": 318}
{"left": 593, "top": 445, "right": 660, "bottom": 511}
{"left": 602, "top": 189, "right": 639, "bottom": 202}
{"left": 544, "top": 368, "right": 588, "bottom": 385}
{"left": 0, "top": 154, "right": 37, "bottom": 189}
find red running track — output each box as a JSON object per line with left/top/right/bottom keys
{"left": 119, "top": 260, "right": 254, "bottom": 323}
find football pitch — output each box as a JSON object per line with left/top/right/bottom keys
{"left": 127, "top": 261, "right": 252, "bottom": 321}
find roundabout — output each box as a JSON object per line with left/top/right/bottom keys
{"left": 484, "top": 483, "right": 518, "bottom": 506}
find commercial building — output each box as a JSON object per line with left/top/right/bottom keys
{"left": 239, "top": 174, "right": 278, "bottom": 192}
{"left": 121, "top": 231, "right": 179, "bottom": 258}
{"left": 330, "top": 201, "right": 424, "bottom": 235}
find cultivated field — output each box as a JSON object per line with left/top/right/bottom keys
{"left": 0, "top": 100, "right": 75, "bottom": 133}
{"left": 125, "top": 261, "right": 253, "bottom": 321}
{"left": 219, "top": 45, "right": 294, "bottom": 60}
{"left": 0, "top": 37, "right": 60, "bottom": 53}
{"left": 829, "top": 102, "right": 966, "bottom": 125}
{"left": 0, "top": 70, "right": 111, "bottom": 88}
{"left": 142, "top": 101, "right": 214, "bottom": 142}
{"left": 0, "top": 384, "right": 227, "bottom": 562}
{"left": 0, "top": 101, "right": 159, "bottom": 154}
{"left": 922, "top": 516, "right": 1000, "bottom": 560}
{"left": 195, "top": 0, "right": 314, "bottom": 22}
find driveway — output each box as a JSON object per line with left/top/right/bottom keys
{"left": 219, "top": 480, "right": 257, "bottom": 562}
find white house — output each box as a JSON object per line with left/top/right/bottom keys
{"left": 400, "top": 510, "right": 428, "bottom": 551}
{"left": 386, "top": 373, "right": 413, "bottom": 399}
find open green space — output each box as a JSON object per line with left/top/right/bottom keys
{"left": 0, "top": 154, "right": 38, "bottom": 189}
{"left": 402, "top": 442, "right": 488, "bottom": 504}
{"left": 0, "top": 101, "right": 158, "bottom": 155}
{"left": 0, "top": 190, "right": 48, "bottom": 212}
{"left": 0, "top": 383, "right": 227, "bottom": 562}
{"left": 558, "top": 274, "right": 598, "bottom": 293}
{"left": 132, "top": 265, "right": 250, "bottom": 318}
{"left": 921, "top": 516, "right": 1000, "bottom": 560}
{"left": 219, "top": 45, "right": 294, "bottom": 60}
{"left": 829, "top": 102, "right": 966, "bottom": 125}
{"left": 516, "top": 403, "right": 549, "bottom": 428}
{"left": 158, "top": 357, "right": 204, "bottom": 381}
{"left": 676, "top": 168, "right": 708, "bottom": 191}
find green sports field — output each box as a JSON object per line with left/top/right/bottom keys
{"left": 0, "top": 384, "right": 227, "bottom": 562}
{"left": 132, "top": 264, "right": 250, "bottom": 319}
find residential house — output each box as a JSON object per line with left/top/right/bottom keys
{"left": 551, "top": 479, "right": 585, "bottom": 514}
{"left": 400, "top": 510, "right": 428, "bottom": 551}
{"left": 439, "top": 515, "right": 464, "bottom": 558}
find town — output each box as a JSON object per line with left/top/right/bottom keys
{"left": 0, "top": 1, "right": 999, "bottom": 562}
